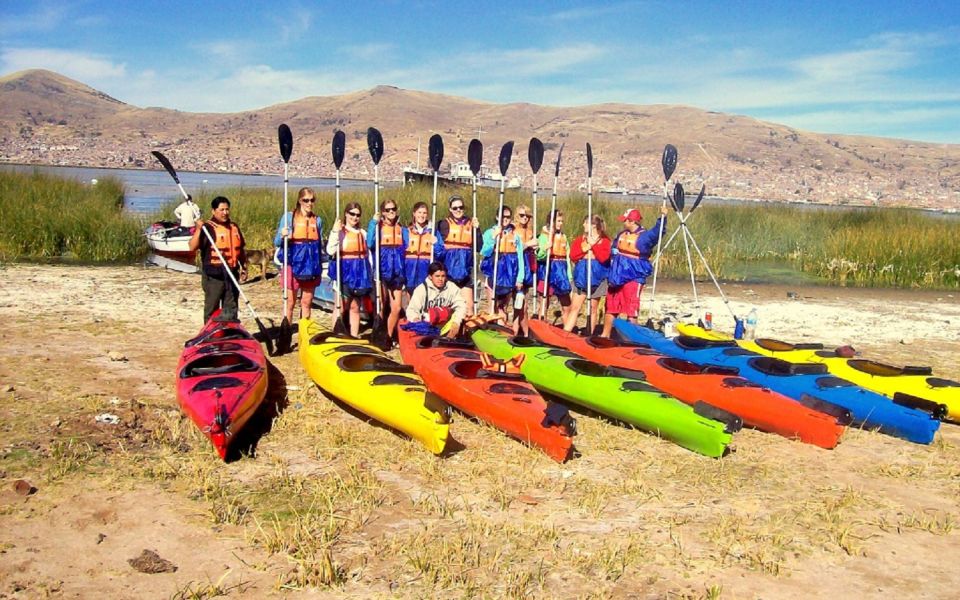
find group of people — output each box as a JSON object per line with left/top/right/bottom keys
{"left": 187, "top": 187, "right": 668, "bottom": 342}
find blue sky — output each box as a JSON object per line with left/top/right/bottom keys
{"left": 2, "top": 1, "right": 959, "bottom": 143}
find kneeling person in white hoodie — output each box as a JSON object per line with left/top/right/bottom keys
{"left": 406, "top": 262, "right": 467, "bottom": 338}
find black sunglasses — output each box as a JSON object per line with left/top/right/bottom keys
{"left": 346, "top": 211, "right": 361, "bottom": 217}
{"left": 451, "top": 205, "right": 464, "bottom": 210}
{"left": 383, "top": 207, "right": 397, "bottom": 213}
{"left": 301, "top": 198, "right": 316, "bottom": 203}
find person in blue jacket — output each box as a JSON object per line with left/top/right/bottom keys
{"left": 404, "top": 201, "right": 443, "bottom": 306}
{"left": 536, "top": 209, "right": 572, "bottom": 324}
{"left": 326, "top": 202, "right": 372, "bottom": 338}
{"left": 480, "top": 206, "right": 525, "bottom": 329}
{"left": 274, "top": 187, "right": 323, "bottom": 321}
{"left": 367, "top": 198, "right": 407, "bottom": 343}
{"left": 436, "top": 195, "right": 480, "bottom": 317}
{"left": 600, "top": 206, "right": 668, "bottom": 337}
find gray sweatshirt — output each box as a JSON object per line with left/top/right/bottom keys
{"left": 405, "top": 278, "right": 467, "bottom": 325}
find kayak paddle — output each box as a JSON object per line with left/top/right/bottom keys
{"left": 489, "top": 140, "right": 514, "bottom": 315}
{"left": 528, "top": 137, "right": 544, "bottom": 316}
{"left": 331, "top": 129, "right": 349, "bottom": 335}
{"left": 277, "top": 123, "right": 294, "bottom": 354}
{"left": 537, "top": 143, "right": 564, "bottom": 320}
{"left": 468, "top": 138, "right": 483, "bottom": 307}
{"left": 428, "top": 134, "right": 444, "bottom": 262}
{"left": 367, "top": 127, "right": 391, "bottom": 350}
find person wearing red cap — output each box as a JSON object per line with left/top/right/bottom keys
{"left": 405, "top": 261, "right": 466, "bottom": 338}
{"left": 600, "top": 205, "right": 668, "bottom": 337}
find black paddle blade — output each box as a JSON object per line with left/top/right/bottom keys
{"left": 498, "top": 141, "right": 515, "bottom": 176}
{"left": 367, "top": 127, "right": 384, "bottom": 165}
{"left": 151, "top": 151, "right": 180, "bottom": 184}
{"left": 528, "top": 137, "right": 544, "bottom": 174}
{"left": 674, "top": 182, "right": 686, "bottom": 212}
{"left": 691, "top": 184, "right": 706, "bottom": 213}
{"left": 255, "top": 317, "right": 276, "bottom": 357}
{"left": 332, "top": 130, "right": 346, "bottom": 169}
{"left": 468, "top": 139, "right": 483, "bottom": 175}
{"left": 370, "top": 316, "right": 391, "bottom": 351}
{"left": 332, "top": 314, "right": 348, "bottom": 335}
{"left": 586, "top": 143, "right": 594, "bottom": 177}
{"left": 429, "top": 134, "right": 444, "bottom": 172}
{"left": 278, "top": 124, "right": 293, "bottom": 164}
{"left": 554, "top": 143, "right": 565, "bottom": 177}
{"left": 662, "top": 144, "right": 678, "bottom": 182}
{"left": 277, "top": 317, "right": 292, "bottom": 354}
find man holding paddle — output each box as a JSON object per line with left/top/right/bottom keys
{"left": 188, "top": 196, "right": 249, "bottom": 322}
{"left": 600, "top": 205, "right": 668, "bottom": 337}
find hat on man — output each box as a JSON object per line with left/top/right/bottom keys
{"left": 618, "top": 208, "right": 642, "bottom": 222}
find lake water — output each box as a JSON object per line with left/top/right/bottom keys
{"left": 0, "top": 163, "right": 370, "bottom": 214}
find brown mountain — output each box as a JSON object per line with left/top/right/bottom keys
{"left": 2, "top": 68, "right": 959, "bottom": 209}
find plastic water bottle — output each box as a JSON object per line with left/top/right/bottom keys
{"left": 744, "top": 308, "right": 758, "bottom": 340}
{"left": 704, "top": 312, "right": 713, "bottom": 330}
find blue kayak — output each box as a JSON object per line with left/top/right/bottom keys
{"left": 613, "top": 319, "right": 940, "bottom": 445}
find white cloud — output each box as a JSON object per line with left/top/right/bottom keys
{"left": 0, "top": 2, "right": 68, "bottom": 36}
{"left": 0, "top": 47, "right": 126, "bottom": 80}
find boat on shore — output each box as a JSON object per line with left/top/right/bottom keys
{"left": 403, "top": 162, "right": 521, "bottom": 189}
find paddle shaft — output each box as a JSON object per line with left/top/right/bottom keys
{"left": 530, "top": 173, "right": 539, "bottom": 315}
{"left": 490, "top": 178, "right": 506, "bottom": 314}
{"left": 646, "top": 181, "right": 670, "bottom": 310}
{"left": 282, "top": 162, "right": 289, "bottom": 315}
{"left": 472, "top": 175, "right": 479, "bottom": 306}
{"left": 585, "top": 171, "right": 593, "bottom": 331}
{"left": 373, "top": 164, "right": 381, "bottom": 314}
{"left": 430, "top": 170, "right": 439, "bottom": 262}
{"left": 335, "top": 167, "right": 343, "bottom": 314}
{"left": 539, "top": 177, "right": 560, "bottom": 319}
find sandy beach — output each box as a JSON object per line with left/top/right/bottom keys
{"left": 1, "top": 263, "right": 958, "bottom": 599}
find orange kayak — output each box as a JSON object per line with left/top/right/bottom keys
{"left": 398, "top": 326, "right": 576, "bottom": 462}
{"left": 528, "top": 320, "right": 848, "bottom": 449}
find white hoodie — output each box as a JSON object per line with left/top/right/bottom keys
{"left": 405, "top": 277, "right": 467, "bottom": 325}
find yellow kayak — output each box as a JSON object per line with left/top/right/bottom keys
{"left": 298, "top": 318, "right": 451, "bottom": 454}
{"left": 677, "top": 323, "right": 958, "bottom": 421}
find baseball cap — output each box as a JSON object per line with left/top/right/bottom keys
{"left": 618, "top": 208, "right": 642, "bottom": 222}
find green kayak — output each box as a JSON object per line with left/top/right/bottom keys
{"left": 471, "top": 326, "right": 739, "bottom": 458}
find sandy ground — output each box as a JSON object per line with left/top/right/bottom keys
{"left": 0, "top": 263, "right": 958, "bottom": 599}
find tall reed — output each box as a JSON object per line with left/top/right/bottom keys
{"left": 0, "top": 171, "right": 145, "bottom": 262}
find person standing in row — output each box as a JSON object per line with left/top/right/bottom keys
{"left": 404, "top": 201, "right": 442, "bottom": 307}
{"left": 327, "top": 202, "right": 372, "bottom": 338}
{"left": 367, "top": 198, "right": 407, "bottom": 344}
{"left": 600, "top": 206, "right": 668, "bottom": 338}
{"left": 274, "top": 187, "right": 323, "bottom": 322}
{"left": 436, "top": 195, "right": 479, "bottom": 317}
{"left": 188, "top": 196, "right": 248, "bottom": 322}
{"left": 513, "top": 204, "right": 537, "bottom": 336}
{"left": 480, "top": 206, "right": 525, "bottom": 329}
{"left": 563, "top": 215, "right": 611, "bottom": 333}
{"left": 536, "top": 209, "right": 572, "bottom": 324}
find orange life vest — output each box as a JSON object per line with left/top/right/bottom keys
{"left": 340, "top": 230, "right": 369, "bottom": 258}
{"left": 616, "top": 231, "right": 641, "bottom": 258}
{"left": 497, "top": 228, "right": 518, "bottom": 253}
{"left": 379, "top": 221, "right": 403, "bottom": 247}
{"left": 444, "top": 217, "right": 473, "bottom": 248}
{"left": 291, "top": 212, "right": 319, "bottom": 241}
{"left": 406, "top": 228, "right": 432, "bottom": 259}
{"left": 548, "top": 232, "right": 568, "bottom": 260}
{"left": 517, "top": 225, "right": 535, "bottom": 246}
{"left": 206, "top": 220, "right": 242, "bottom": 268}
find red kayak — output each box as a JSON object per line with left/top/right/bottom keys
{"left": 398, "top": 326, "right": 576, "bottom": 462}
{"left": 528, "top": 320, "right": 848, "bottom": 449}
{"left": 176, "top": 313, "right": 269, "bottom": 459}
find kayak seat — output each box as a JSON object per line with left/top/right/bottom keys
{"left": 417, "top": 336, "right": 475, "bottom": 351}
{"left": 892, "top": 392, "right": 948, "bottom": 419}
{"left": 658, "top": 357, "right": 708, "bottom": 375}
{"left": 180, "top": 354, "right": 260, "bottom": 378}
{"left": 814, "top": 376, "right": 855, "bottom": 389}
{"left": 337, "top": 354, "right": 415, "bottom": 374}
{"left": 847, "top": 359, "right": 932, "bottom": 377}
{"left": 756, "top": 338, "right": 823, "bottom": 352}
{"left": 310, "top": 331, "right": 359, "bottom": 346}
{"left": 442, "top": 349, "right": 481, "bottom": 361}
{"left": 545, "top": 348, "right": 582, "bottom": 359}
{"left": 190, "top": 376, "right": 245, "bottom": 392}
{"left": 749, "top": 357, "right": 828, "bottom": 376}
{"left": 587, "top": 336, "right": 649, "bottom": 350}
{"left": 447, "top": 360, "right": 524, "bottom": 381}
{"left": 693, "top": 401, "right": 744, "bottom": 434}
{"left": 701, "top": 364, "right": 741, "bottom": 377}
{"left": 331, "top": 344, "right": 381, "bottom": 355}
{"left": 371, "top": 374, "right": 423, "bottom": 387}
{"left": 196, "top": 342, "right": 246, "bottom": 354}
{"left": 607, "top": 365, "right": 648, "bottom": 381}
{"left": 488, "top": 382, "right": 537, "bottom": 397}
{"left": 631, "top": 348, "right": 661, "bottom": 357}
{"left": 185, "top": 326, "right": 252, "bottom": 348}
{"left": 565, "top": 358, "right": 611, "bottom": 378}
{"left": 927, "top": 377, "right": 960, "bottom": 389}
{"left": 722, "top": 376, "right": 762, "bottom": 389}
{"left": 621, "top": 380, "right": 660, "bottom": 393}
{"left": 797, "top": 394, "right": 854, "bottom": 425}
{"left": 511, "top": 336, "right": 548, "bottom": 348}
{"left": 676, "top": 336, "right": 736, "bottom": 350}
{"left": 721, "top": 348, "right": 757, "bottom": 357}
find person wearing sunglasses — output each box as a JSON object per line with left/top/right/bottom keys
{"left": 480, "top": 206, "right": 526, "bottom": 327}
{"left": 513, "top": 204, "right": 538, "bottom": 335}
{"left": 367, "top": 199, "right": 407, "bottom": 343}
{"left": 404, "top": 201, "right": 443, "bottom": 307}
{"left": 600, "top": 205, "right": 668, "bottom": 338}
{"left": 327, "top": 202, "right": 372, "bottom": 337}
{"left": 274, "top": 187, "right": 324, "bottom": 321}
{"left": 563, "top": 215, "right": 611, "bottom": 334}
{"left": 536, "top": 209, "right": 573, "bottom": 323}
{"left": 436, "top": 195, "right": 480, "bottom": 316}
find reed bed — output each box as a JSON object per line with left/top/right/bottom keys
{"left": 0, "top": 171, "right": 145, "bottom": 262}
{"left": 4, "top": 171, "right": 958, "bottom": 288}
